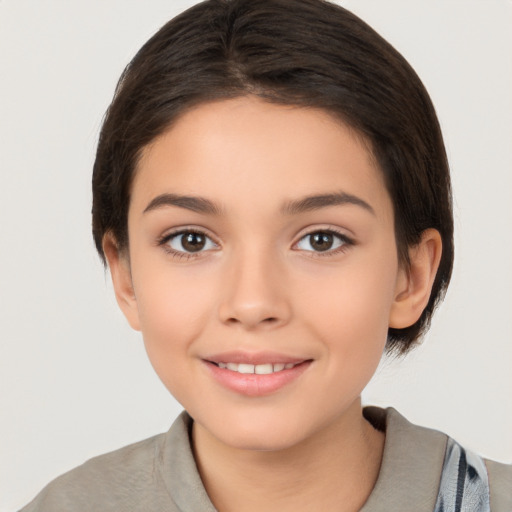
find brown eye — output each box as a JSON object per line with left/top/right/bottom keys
{"left": 167, "top": 231, "right": 216, "bottom": 253}
{"left": 309, "top": 232, "right": 334, "bottom": 251}
{"left": 296, "top": 230, "right": 349, "bottom": 253}
{"left": 181, "top": 232, "right": 206, "bottom": 252}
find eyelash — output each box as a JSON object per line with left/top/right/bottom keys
{"left": 157, "top": 227, "right": 354, "bottom": 261}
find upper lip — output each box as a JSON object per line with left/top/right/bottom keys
{"left": 204, "top": 350, "right": 310, "bottom": 365}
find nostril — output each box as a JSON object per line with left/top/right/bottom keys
{"left": 218, "top": 296, "right": 291, "bottom": 329}
{"left": 225, "top": 315, "right": 279, "bottom": 328}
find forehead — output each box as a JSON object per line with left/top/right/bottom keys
{"left": 131, "top": 97, "right": 392, "bottom": 221}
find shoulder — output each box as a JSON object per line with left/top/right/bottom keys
{"left": 19, "top": 424, "right": 179, "bottom": 512}
{"left": 485, "top": 458, "right": 512, "bottom": 511}
{"left": 20, "top": 411, "right": 217, "bottom": 512}
{"left": 362, "top": 406, "right": 511, "bottom": 512}
{"left": 362, "top": 406, "right": 449, "bottom": 511}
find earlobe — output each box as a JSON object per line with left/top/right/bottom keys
{"left": 389, "top": 229, "right": 443, "bottom": 329}
{"left": 102, "top": 234, "right": 141, "bottom": 331}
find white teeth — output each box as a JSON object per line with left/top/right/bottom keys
{"left": 237, "top": 364, "right": 255, "bottom": 374}
{"left": 255, "top": 363, "right": 273, "bottom": 375}
{"left": 217, "top": 362, "right": 299, "bottom": 374}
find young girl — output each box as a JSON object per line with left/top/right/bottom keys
{"left": 18, "top": 0, "right": 511, "bottom": 510}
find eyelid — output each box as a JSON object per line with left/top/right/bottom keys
{"left": 158, "top": 225, "right": 219, "bottom": 242}
{"left": 293, "top": 225, "right": 354, "bottom": 243}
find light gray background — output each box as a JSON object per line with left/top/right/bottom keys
{"left": 1, "top": 1, "right": 511, "bottom": 510}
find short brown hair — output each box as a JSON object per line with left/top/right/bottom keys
{"left": 92, "top": 0, "right": 454, "bottom": 354}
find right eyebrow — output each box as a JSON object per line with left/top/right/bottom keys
{"left": 143, "top": 193, "right": 223, "bottom": 216}
{"left": 281, "top": 191, "right": 375, "bottom": 216}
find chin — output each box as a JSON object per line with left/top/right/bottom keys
{"left": 202, "top": 410, "right": 317, "bottom": 452}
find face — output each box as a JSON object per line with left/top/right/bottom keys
{"left": 116, "top": 97, "right": 410, "bottom": 451}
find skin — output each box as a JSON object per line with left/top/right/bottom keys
{"left": 104, "top": 96, "right": 442, "bottom": 512}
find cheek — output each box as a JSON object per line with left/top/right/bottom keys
{"left": 300, "top": 254, "right": 397, "bottom": 355}
{"left": 131, "top": 263, "right": 216, "bottom": 380}
{"left": 133, "top": 252, "right": 215, "bottom": 329}
{"left": 305, "top": 285, "right": 390, "bottom": 402}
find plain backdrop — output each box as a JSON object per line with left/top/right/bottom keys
{"left": 1, "top": 1, "right": 511, "bottom": 510}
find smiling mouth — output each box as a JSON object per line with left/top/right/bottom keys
{"left": 212, "top": 362, "right": 302, "bottom": 374}
{"left": 204, "top": 358, "right": 313, "bottom": 396}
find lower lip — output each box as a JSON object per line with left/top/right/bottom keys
{"left": 204, "top": 361, "right": 312, "bottom": 397}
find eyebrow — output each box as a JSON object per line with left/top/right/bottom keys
{"left": 143, "top": 191, "right": 374, "bottom": 216}
{"left": 281, "top": 192, "right": 375, "bottom": 216}
{"left": 143, "top": 193, "right": 223, "bottom": 215}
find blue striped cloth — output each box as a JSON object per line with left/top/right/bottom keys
{"left": 434, "top": 437, "right": 490, "bottom": 512}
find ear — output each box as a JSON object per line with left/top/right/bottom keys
{"left": 389, "top": 229, "right": 443, "bottom": 329}
{"left": 102, "top": 234, "right": 141, "bottom": 331}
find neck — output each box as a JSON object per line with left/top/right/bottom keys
{"left": 191, "top": 400, "right": 385, "bottom": 512}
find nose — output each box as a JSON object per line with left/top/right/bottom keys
{"left": 217, "top": 247, "right": 292, "bottom": 331}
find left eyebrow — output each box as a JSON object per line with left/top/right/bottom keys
{"left": 281, "top": 191, "right": 375, "bottom": 216}
{"left": 143, "top": 193, "right": 223, "bottom": 215}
